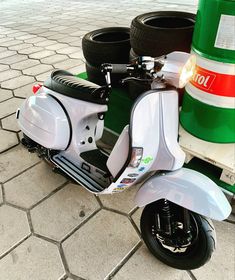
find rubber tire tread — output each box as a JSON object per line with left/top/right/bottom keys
{"left": 82, "top": 27, "right": 131, "bottom": 66}
{"left": 128, "top": 80, "right": 151, "bottom": 100}
{"left": 140, "top": 202, "right": 216, "bottom": 270}
{"left": 130, "top": 11, "right": 195, "bottom": 56}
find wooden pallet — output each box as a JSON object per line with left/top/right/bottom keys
{"left": 179, "top": 126, "right": 235, "bottom": 186}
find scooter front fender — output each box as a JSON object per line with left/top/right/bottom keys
{"left": 135, "top": 168, "right": 231, "bottom": 221}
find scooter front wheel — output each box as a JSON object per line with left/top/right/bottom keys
{"left": 140, "top": 200, "right": 216, "bottom": 270}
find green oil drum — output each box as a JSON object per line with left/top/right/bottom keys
{"left": 180, "top": 0, "right": 235, "bottom": 143}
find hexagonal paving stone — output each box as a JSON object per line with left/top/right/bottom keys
{"left": 34, "top": 40, "right": 56, "bottom": 47}
{"left": 58, "top": 36, "right": 79, "bottom": 44}
{"left": 57, "top": 46, "right": 80, "bottom": 55}
{"left": 0, "top": 64, "right": 9, "bottom": 72}
{"left": 0, "top": 205, "right": 30, "bottom": 256}
{"left": 0, "top": 236, "right": 65, "bottom": 280}
{"left": 66, "top": 64, "right": 86, "bottom": 75}
{"left": 113, "top": 245, "right": 191, "bottom": 280}
{"left": 0, "top": 69, "right": 21, "bottom": 82}
{"left": 0, "top": 129, "right": 18, "bottom": 153}
{"left": 1, "top": 40, "right": 23, "bottom": 47}
{"left": 100, "top": 186, "right": 138, "bottom": 214}
{"left": 9, "top": 43, "right": 33, "bottom": 51}
{"left": 7, "top": 31, "right": 27, "bottom": 38}
{"left": 31, "top": 183, "right": 100, "bottom": 241}
{"left": 2, "top": 114, "right": 21, "bottom": 132}
{"left": 69, "top": 51, "right": 84, "bottom": 59}
{"left": 0, "top": 187, "right": 3, "bottom": 204}
{"left": 0, "top": 88, "right": 13, "bottom": 102}
{"left": 46, "top": 43, "right": 68, "bottom": 51}
{"left": 193, "top": 221, "right": 235, "bottom": 280}
{"left": 35, "top": 71, "right": 53, "bottom": 82}
{"left": 0, "top": 46, "right": 7, "bottom": 52}
{"left": 63, "top": 209, "right": 140, "bottom": 280}
{"left": 29, "top": 50, "right": 55, "bottom": 59}
{"left": 0, "top": 50, "right": 16, "bottom": 59}
{"left": 1, "top": 75, "right": 35, "bottom": 90}
{"left": 53, "top": 59, "right": 83, "bottom": 70}
{"left": 41, "top": 54, "right": 68, "bottom": 64}
{"left": 24, "top": 36, "right": 46, "bottom": 44}
{"left": 0, "top": 97, "right": 23, "bottom": 118}
{"left": 11, "top": 59, "right": 40, "bottom": 70}
{"left": 0, "top": 146, "right": 40, "bottom": 183}
{"left": 18, "top": 34, "right": 37, "bottom": 40}
{"left": 4, "top": 162, "right": 67, "bottom": 208}
{"left": 13, "top": 82, "right": 37, "bottom": 98}
{"left": 0, "top": 54, "right": 28, "bottom": 65}
{"left": 18, "top": 46, "right": 44, "bottom": 55}
{"left": 131, "top": 208, "right": 142, "bottom": 231}
{"left": 23, "top": 64, "right": 53, "bottom": 76}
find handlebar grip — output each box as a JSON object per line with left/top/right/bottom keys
{"left": 111, "top": 64, "right": 128, "bottom": 74}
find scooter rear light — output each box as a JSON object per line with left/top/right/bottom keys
{"left": 129, "top": 147, "right": 143, "bottom": 168}
{"left": 32, "top": 84, "right": 42, "bottom": 94}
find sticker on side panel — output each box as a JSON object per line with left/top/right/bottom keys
{"left": 113, "top": 187, "right": 125, "bottom": 192}
{"left": 120, "top": 178, "right": 136, "bottom": 184}
{"left": 127, "top": 173, "right": 139, "bottom": 178}
{"left": 141, "top": 156, "right": 153, "bottom": 165}
{"left": 138, "top": 167, "right": 145, "bottom": 172}
{"left": 117, "top": 184, "right": 128, "bottom": 188}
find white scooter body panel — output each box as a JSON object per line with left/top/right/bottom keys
{"left": 17, "top": 92, "right": 70, "bottom": 150}
{"left": 101, "top": 89, "right": 186, "bottom": 194}
{"left": 135, "top": 167, "right": 231, "bottom": 221}
{"left": 131, "top": 89, "right": 185, "bottom": 172}
{"left": 44, "top": 87, "right": 108, "bottom": 163}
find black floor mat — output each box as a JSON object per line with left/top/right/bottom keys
{"left": 80, "top": 149, "right": 109, "bottom": 174}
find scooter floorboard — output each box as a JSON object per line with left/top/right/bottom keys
{"left": 52, "top": 154, "right": 105, "bottom": 193}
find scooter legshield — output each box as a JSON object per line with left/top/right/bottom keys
{"left": 135, "top": 167, "right": 231, "bottom": 221}
{"left": 17, "top": 93, "right": 70, "bottom": 150}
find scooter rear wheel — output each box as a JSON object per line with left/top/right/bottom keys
{"left": 140, "top": 200, "right": 216, "bottom": 270}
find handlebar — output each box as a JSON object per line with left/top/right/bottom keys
{"left": 101, "top": 63, "right": 135, "bottom": 75}
{"left": 111, "top": 64, "right": 129, "bottom": 74}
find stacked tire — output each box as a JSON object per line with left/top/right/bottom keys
{"left": 82, "top": 27, "right": 131, "bottom": 86}
{"left": 130, "top": 11, "right": 196, "bottom": 57}
{"left": 82, "top": 12, "right": 196, "bottom": 101}
{"left": 129, "top": 11, "right": 196, "bottom": 100}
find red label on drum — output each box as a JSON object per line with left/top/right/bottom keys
{"left": 190, "top": 66, "right": 235, "bottom": 98}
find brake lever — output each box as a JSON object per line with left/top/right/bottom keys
{"left": 121, "top": 77, "right": 153, "bottom": 84}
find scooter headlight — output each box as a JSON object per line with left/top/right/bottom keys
{"left": 179, "top": 55, "right": 196, "bottom": 88}
{"left": 157, "top": 52, "right": 196, "bottom": 88}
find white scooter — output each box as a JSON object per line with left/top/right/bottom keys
{"left": 17, "top": 51, "right": 231, "bottom": 270}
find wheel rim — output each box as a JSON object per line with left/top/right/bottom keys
{"left": 147, "top": 203, "right": 200, "bottom": 257}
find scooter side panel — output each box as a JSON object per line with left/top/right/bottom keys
{"left": 101, "top": 90, "right": 186, "bottom": 194}
{"left": 135, "top": 167, "right": 231, "bottom": 221}
{"left": 18, "top": 94, "right": 70, "bottom": 149}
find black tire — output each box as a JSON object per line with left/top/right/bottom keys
{"left": 128, "top": 79, "right": 151, "bottom": 100}
{"left": 140, "top": 200, "right": 216, "bottom": 270}
{"left": 85, "top": 61, "right": 126, "bottom": 87}
{"left": 129, "top": 48, "right": 139, "bottom": 62}
{"left": 128, "top": 49, "right": 151, "bottom": 100}
{"left": 130, "top": 11, "right": 196, "bottom": 56}
{"left": 85, "top": 62, "right": 106, "bottom": 86}
{"left": 82, "top": 27, "right": 131, "bottom": 66}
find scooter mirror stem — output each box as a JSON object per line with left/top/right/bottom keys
{"left": 101, "top": 63, "right": 112, "bottom": 89}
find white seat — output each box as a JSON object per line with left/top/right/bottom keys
{"left": 106, "top": 125, "right": 129, "bottom": 177}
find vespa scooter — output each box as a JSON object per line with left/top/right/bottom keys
{"left": 16, "top": 51, "right": 231, "bottom": 270}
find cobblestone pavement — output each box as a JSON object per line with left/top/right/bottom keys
{"left": 0, "top": 0, "right": 234, "bottom": 279}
